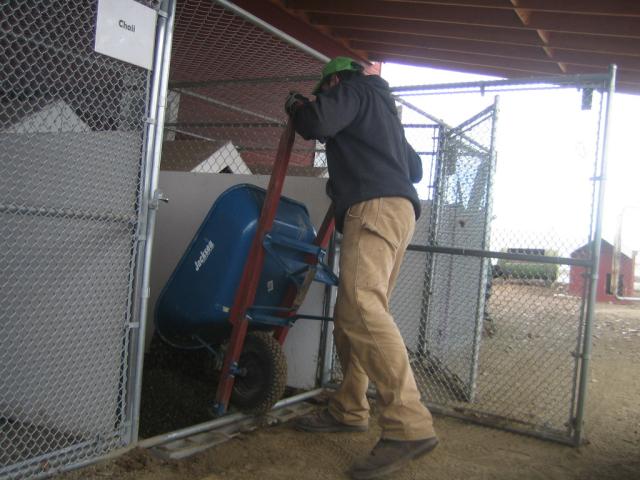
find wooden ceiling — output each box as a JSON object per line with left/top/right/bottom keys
{"left": 238, "top": 0, "right": 640, "bottom": 94}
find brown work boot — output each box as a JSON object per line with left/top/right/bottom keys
{"left": 295, "top": 409, "right": 368, "bottom": 433}
{"left": 349, "top": 436, "right": 439, "bottom": 479}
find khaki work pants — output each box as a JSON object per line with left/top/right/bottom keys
{"left": 328, "top": 197, "right": 436, "bottom": 441}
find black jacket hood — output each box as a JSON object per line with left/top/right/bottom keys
{"left": 360, "top": 75, "right": 398, "bottom": 115}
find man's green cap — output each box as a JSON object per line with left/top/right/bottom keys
{"left": 312, "top": 56, "right": 364, "bottom": 95}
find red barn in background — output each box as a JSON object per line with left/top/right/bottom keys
{"left": 569, "top": 240, "right": 636, "bottom": 303}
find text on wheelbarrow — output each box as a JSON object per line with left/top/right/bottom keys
{"left": 194, "top": 240, "right": 215, "bottom": 272}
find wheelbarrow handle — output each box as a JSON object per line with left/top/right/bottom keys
{"left": 213, "top": 121, "right": 297, "bottom": 416}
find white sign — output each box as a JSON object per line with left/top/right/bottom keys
{"left": 94, "top": 0, "right": 157, "bottom": 70}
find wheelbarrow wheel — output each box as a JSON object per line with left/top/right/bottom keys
{"left": 231, "top": 331, "right": 287, "bottom": 414}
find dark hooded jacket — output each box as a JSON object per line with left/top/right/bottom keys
{"left": 291, "top": 74, "right": 422, "bottom": 232}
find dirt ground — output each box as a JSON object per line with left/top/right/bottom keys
{"left": 57, "top": 301, "right": 640, "bottom": 480}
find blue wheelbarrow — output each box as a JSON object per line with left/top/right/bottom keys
{"left": 155, "top": 181, "right": 337, "bottom": 414}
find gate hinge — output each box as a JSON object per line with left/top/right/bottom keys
{"left": 150, "top": 190, "right": 169, "bottom": 209}
{"left": 144, "top": 116, "right": 156, "bottom": 125}
{"left": 157, "top": 9, "right": 168, "bottom": 18}
{"left": 128, "top": 322, "right": 140, "bottom": 329}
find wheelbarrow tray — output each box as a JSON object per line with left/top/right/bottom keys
{"left": 155, "top": 183, "right": 317, "bottom": 346}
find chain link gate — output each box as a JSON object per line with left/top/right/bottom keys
{"left": 330, "top": 72, "right": 614, "bottom": 446}
{"left": 0, "top": 1, "right": 170, "bottom": 478}
{"left": 159, "top": 0, "right": 326, "bottom": 177}
{"left": 137, "top": 0, "right": 341, "bottom": 439}
{"left": 412, "top": 102, "right": 498, "bottom": 405}
{"left": 328, "top": 102, "right": 499, "bottom": 414}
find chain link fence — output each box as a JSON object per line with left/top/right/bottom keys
{"left": 2, "top": 0, "right": 615, "bottom": 477}
{"left": 0, "top": 0, "right": 161, "bottom": 478}
{"left": 338, "top": 76, "right": 612, "bottom": 445}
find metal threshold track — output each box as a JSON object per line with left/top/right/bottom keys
{"left": 138, "top": 388, "right": 324, "bottom": 459}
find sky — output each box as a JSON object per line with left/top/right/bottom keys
{"left": 381, "top": 63, "right": 640, "bottom": 258}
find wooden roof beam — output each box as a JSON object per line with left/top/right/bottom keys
{"left": 548, "top": 33, "right": 640, "bottom": 58}
{"left": 379, "top": 1, "right": 640, "bottom": 18}
{"left": 309, "top": 13, "right": 542, "bottom": 44}
{"left": 527, "top": 11, "right": 640, "bottom": 39}
{"left": 335, "top": 30, "right": 640, "bottom": 72}
{"left": 312, "top": 16, "right": 640, "bottom": 57}
{"left": 287, "top": 0, "right": 521, "bottom": 27}
{"left": 510, "top": 0, "right": 566, "bottom": 73}
{"left": 349, "top": 40, "right": 564, "bottom": 74}
{"left": 334, "top": 29, "right": 548, "bottom": 61}
{"left": 287, "top": 0, "right": 640, "bottom": 38}
{"left": 369, "top": 51, "right": 557, "bottom": 77}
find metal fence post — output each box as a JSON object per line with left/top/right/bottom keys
{"left": 128, "top": 0, "right": 177, "bottom": 445}
{"left": 573, "top": 64, "right": 617, "bottom": 445}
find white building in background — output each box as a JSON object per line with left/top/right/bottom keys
{"left": 161, "top": 138, "right": 252, "bottom": 174}
{"left": 190, "top": 141, "right": 251, "bottom": 174}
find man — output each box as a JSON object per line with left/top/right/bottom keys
{"left": 284, "top": 57, "right": 438, "bottom": 480}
